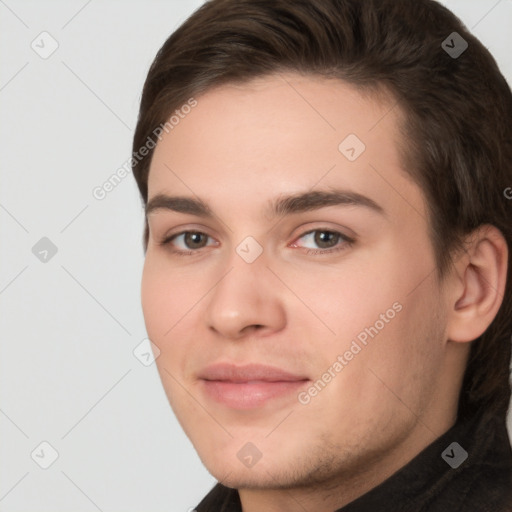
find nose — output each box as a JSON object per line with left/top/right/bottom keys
{"left": 203, "top": 253, "right": 287, "bottom": 340}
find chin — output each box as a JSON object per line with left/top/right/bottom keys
{"left": 207, "top": 466, "right": 289, "bottom": 490}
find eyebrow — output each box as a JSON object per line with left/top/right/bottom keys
{"left": 145, "top": 189, "right": 386, "bottom": 219}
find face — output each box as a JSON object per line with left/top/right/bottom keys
{"left": 141, "top": 73, "right": 458, "bottom": 493}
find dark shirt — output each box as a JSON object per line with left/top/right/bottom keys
{"left": 195, "top": 409, "right": 512, "bottom": 511}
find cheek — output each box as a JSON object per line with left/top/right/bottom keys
{"left": 140, "top": 256, "right": 203, "bottom": 368}
{"left": 140, "top": 256, "right": 182, "bottom": 340}
{"left": 283, "top": 259, "right": 381, "bottom": 327}
{"left": 141, "top": 258, "right": 192, "bottom": 407}
{"left": 350, "top": 284, "right": 444, "bottom": 414}
{"left": 141, "top": 265, "right": 164, "bottom": 335}
{"left": 296, "top": 264, "right": 397, "bottom": 342}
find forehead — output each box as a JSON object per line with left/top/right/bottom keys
{"left": 147, "top": 72, "right": 426, "bottom": 222}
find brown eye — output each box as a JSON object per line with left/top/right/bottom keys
{"left": 313, "top": 230, "right": 340, "bottom": 249}
{"left": 159, "top": 231, "right": 216, "bottom": 254}
{"left": 290, "top": 228, "right": 355, "bottom": 256}
{"left": 183, "top": 232, "right": 209, "bottom": 249}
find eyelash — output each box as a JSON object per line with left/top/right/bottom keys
{"left": 158, "top": 229, "right": 355, "bottom": 257}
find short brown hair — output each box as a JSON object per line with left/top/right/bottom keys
{"left": 132, "top": 0, "right": 512, "bottom": 420}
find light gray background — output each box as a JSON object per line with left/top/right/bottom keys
{"left": 1, "top": 1, "right": 511, "bottom": 511}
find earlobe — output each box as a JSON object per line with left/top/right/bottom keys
{"left": 445, "top": 225, "right": 508, "bottom": 344}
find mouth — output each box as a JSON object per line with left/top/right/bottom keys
{"left": 198, "top": 363, "right": 310, "bottom": 409}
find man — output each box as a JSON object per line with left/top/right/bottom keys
{"left": 131, "top": 0, "right": 512, "bottom": 510}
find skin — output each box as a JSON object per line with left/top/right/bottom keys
{"left": 140, "top": 73, "right": 508, "bottom": 511}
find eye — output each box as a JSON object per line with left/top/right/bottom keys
{"left": 159, "top": 228, "right": 354, "bottom": 257}
{"left": 159, "top": 231, "right": 217, "bottom": 255}
{"left": 290, "top": 229, "right": 354, "bottom": 255}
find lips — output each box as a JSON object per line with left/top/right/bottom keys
{"left": 198, "top": 363, "right": 310, "bottom": 409}
{"left": 199, "top": 362, "right": 308, "bottom": 382}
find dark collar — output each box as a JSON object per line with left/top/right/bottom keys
{"left": 195, "top": 410, "right": 512, "bottom": 512}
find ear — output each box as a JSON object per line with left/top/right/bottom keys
{"left": 445, "top": 224, "right": 508, "bottom": 343}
